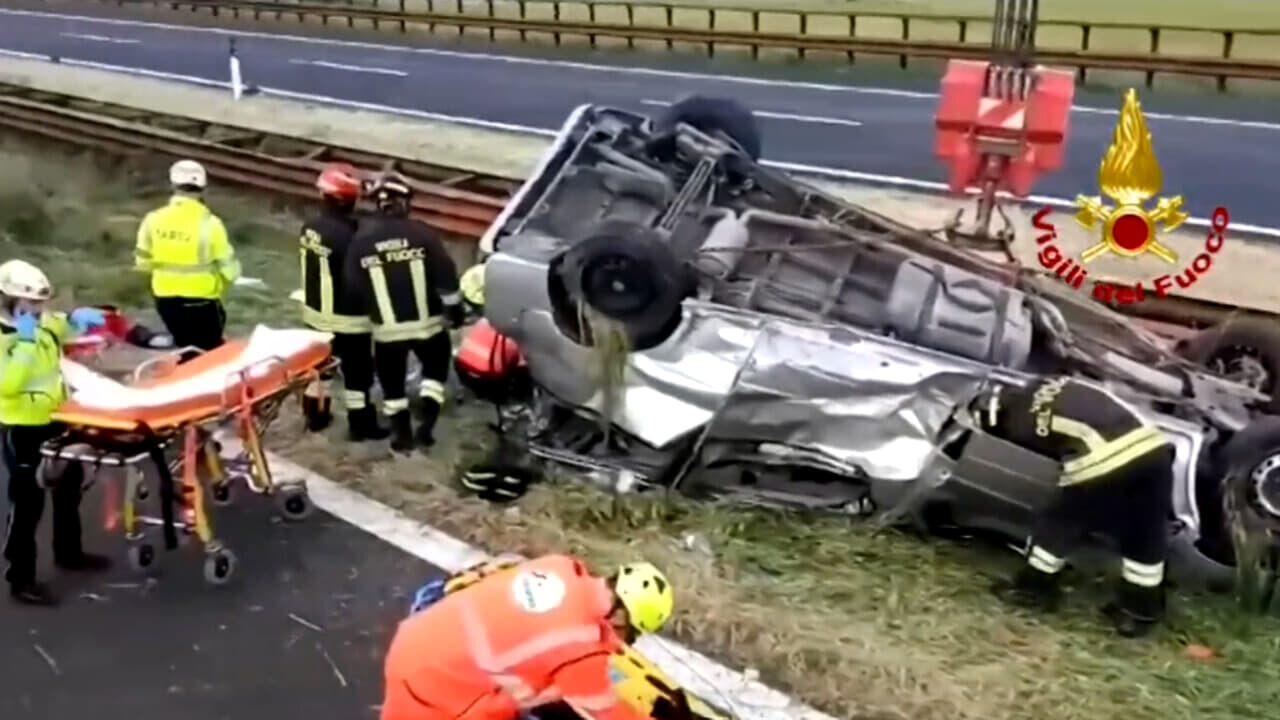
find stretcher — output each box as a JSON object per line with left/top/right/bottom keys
{"left": 39, "top": 325, "right": 336, "bottom": 585}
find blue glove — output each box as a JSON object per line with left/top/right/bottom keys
{"left": 13, "top": 311, "right": 38, "bottom": 342}
{"left": 408, "top": 578, "right": 447, "bottom": 616}
{"left": 69, "top": 307, "right": 106, "bottom": 333}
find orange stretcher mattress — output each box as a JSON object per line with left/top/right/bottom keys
{"left": 55, "top": 326, "right": 333, "bottom": 432}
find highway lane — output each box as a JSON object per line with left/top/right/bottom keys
{"left": 0, "top": 477, "right": 443, "bottom": 720}
{"left": 2, "top": 8, "right": 1278, "bottom": 228}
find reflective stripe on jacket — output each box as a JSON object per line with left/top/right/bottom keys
{"left": 384, "top": 554, "right": 647, "bottom": 720}
{"left": 982, "top": 375, "right": 1171, "bottom": 485}
{"left": 299, "top": 214, "right": 370, "bottom": 334}
{"left": 135, "top": 195, "right": 241, "bottom": 299}
{"left": 0, "top": 313, "right": 69, "bottom": 426}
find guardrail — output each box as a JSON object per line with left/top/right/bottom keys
{"left": 0, "top": 83, "right": 515, "bottom": 239}
{"left": 107, "top": 0, "right": 1280, "bottom": 90}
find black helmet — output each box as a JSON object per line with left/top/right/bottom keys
{"left": 369, "top": 171, "right": 413, "bottom": 214}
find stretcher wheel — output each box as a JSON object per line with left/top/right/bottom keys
{"left": 203, "top": 548, "right": 237, "bottom": 585}
{"left": 211, "top": 482, "right": 235, "bottom": 507}
{"left": 128, "top": 543, "right": 156, "bottom": 572}
{"left": 275, "top": 488, "right": 313, "bottom": 521}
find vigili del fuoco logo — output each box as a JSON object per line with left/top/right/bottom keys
{"left": 1033, "top": 88, "right": 1229, "bottom": 306}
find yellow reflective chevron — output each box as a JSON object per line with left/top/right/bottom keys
{"left": 1057, "top": 419, "right": 1169, "bottom": 485}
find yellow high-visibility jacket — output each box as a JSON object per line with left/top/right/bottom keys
{"left": 0, "top": 312, "right": 69, "bottom": 426}
{"left": 135, "top": 195, "right": 241, "bottom": 299}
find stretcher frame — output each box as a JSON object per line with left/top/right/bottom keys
{"left": 39, "top": 343, "right": 337, "bottom": 585}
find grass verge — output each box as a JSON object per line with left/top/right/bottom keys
{"left": 5, "top": 132, "right": 1280, "bottom": 720}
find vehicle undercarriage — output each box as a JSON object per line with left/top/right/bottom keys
{"left": 475, "top": 97, "right": 1280, "bottom": 597}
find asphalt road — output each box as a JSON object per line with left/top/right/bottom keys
{"left": 0, "top": 7, "right": 1278, "bottom": 229}
{"left": 0, "top": 474, "right": 441, "bottom": 719}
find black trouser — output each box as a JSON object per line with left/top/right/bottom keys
{"left": 331, "top": 332, "right": 375, "bottom": 412}
{"left": 3, "top": 424, "right": 84, "bottom": 587}
{"left": 154, "top": 296, "right": 227, "bottom": 362}
{"left": 373, "top": 332, "right": 452, "bottom": 417}
{"left": 1030, "top": 445, "right": 1175, "bottom": 585}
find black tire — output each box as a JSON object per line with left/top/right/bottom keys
{"left": 1204, "top": 417, "right": 1280, "bottom": 606}
{"left": 548, "top": 219, "right": 690, "bottom": 351}
{"left": 1179, "top": 317, "right": 1280, "bottom": 412}
{"left": 654, "top": 95, "right": 763, "bottom": 161}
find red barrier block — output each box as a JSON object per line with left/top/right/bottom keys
{"left": 935, "top": 60, "right": 1075, "bottom": 197}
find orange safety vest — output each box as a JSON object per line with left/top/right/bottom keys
{"left": 382, "top": 555, "right": 644, "bottom": 720}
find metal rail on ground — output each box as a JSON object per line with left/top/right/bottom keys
{"left": 0, "top": 81, "right": 1270, "bottom": 332}
{"left": 101, "top": 0, "right": 1280, "bottom": 90}
{"left": 0, "top": 82, "right": 517, "bottom": 240}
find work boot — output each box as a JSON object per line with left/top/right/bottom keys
{"left": 1102, "top": 583, "right": 1165, "bottom": 638}
{"left": 414, "top": 402, "right": 440, "bottom": 450}
{"left": 302, "top": 395, "right": 333, "bottom": 433}
{"left": 992, "top": 565, "right": 1063, "bottom": 613}
{"left": 55, "top": 552, "right": 113, "bottom": 573}
{"left": 10, "top": 581, "right": 58, "bottom": 606}
{"left": 347, "top": 407, "right": 391, "bottom": 442}
{"left": 389, "top": 411, "right": 415, "bottom": 454}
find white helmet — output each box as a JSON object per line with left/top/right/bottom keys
{"left": 169, "top": 159, "right": 207, "bottom": 190}
{"left": 0, "top": 259, "right": 52, "bottom": 300}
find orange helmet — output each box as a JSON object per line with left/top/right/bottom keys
{"left": 316, "top": 163, "right": 362, "bottom": 202}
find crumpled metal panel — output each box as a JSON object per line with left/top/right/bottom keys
{"left": 581, "top": 303, "right": 997, "bottom": 481}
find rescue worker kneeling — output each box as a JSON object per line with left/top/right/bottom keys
{"left": 134, "top": 159, "right": 241, "bottom": 361}
{"left": 344, "top": 172, "right": 463, "bottom": 454}
{"left": 0, "top": 260, "right": 111, "bottom": 606}
{"left": 383, "top": 554, "right": 673, "bottom": 720}
{"left": 298, "top": 163, "right": 388, "bottom": 441}
{"left": 974, "top": 375, "right": 1175, "bottom": 637}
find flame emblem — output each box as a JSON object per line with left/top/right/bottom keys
{"left": 1074, "top": 89, "right": 1189, "bottom": 263}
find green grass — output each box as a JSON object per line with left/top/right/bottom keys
{"left": 7, "top": 132, "right": 1280, "bottom": 720}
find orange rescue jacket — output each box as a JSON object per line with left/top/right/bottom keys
{"left": 383, "top": 554, "right": 651, "bottom": 720}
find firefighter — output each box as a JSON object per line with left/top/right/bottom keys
{"left": 0, "top": 260, "right": 111, "bottom": 606}
{"left": 134, "top": 159, "right": 241, "bottom": 361}
{"left": 383, "top": 553, "right": 673, "bottom": 720}
{"left": 298, "top": 163, "right": 388, "bottom": 442}
{"left": 344, "top": 172, "right": 463, "bottom": 454}
{"left": 971, "top": 374, "right": 1175, "bottom": 637}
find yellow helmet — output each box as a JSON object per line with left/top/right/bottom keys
{"left": 460, "top": 263, "right": 485, "bottom": 306}
{"left": 613, "top": 562, "right": 674, "bottom": 634}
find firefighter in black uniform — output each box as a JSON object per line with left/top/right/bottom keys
{"left": 344, "top": 172, "right": 463, "bottom": 454}
{"left": 972, "top": 375, "right": 1175, "bottom": 637}
{"left": 299, "top": 163, "right": 389, "bottom": 442}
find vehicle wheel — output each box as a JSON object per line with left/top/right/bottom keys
{"left": 1178, "top": 317, "right": 1280, "bottom": 412}
{"left": 1208, "top": 417, "right": 1280, "bottom": 606}
{"left": 203, "top": 547, "right": 237, "bottom": 586}
{"left": 654, "top": 94, "right": 763, "bottom": 160}
{"left": 275, "top": 488, "right": 314, "bottom": 521}
{"left": 128, "top": 543, "right": 156, "bottom": 573}
{"left": 548, "top": 219, "right": 690, "bottom": 351}
{"left": 211, "top": 482, "right": 235, "bottom": 507}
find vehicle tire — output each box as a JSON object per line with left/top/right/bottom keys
{"left": 548, "top": 219, "right": 690, "bottom": 351}
{"left": 1178, "top": 317, "right": 1280, "bottom": 412}
{"left": 1180, "top": 417, "right": 1280, "bottom": 603}
{"left": 654, "top": 94, "right": 763, "bottom": 161}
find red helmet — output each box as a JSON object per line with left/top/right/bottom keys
{"left": 316, "top": 163, "right": 362, "bottom": 202}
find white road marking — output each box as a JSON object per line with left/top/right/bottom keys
{"left": 288, "top": 58, "right": 407, "bottom": 77}
{"left": 60, "top": 32, "right": 139, "bottom": 44}
{"left": 281, "top": 454, "right": 835, "bottom": 720}
{"left": 641, "top": 98, "right": 862, "bottom": 127}
{"left": 4, "top": 7, "right": 1280, "bottom": 131}
{"left": 6, "top": 49, "right": 1279, "bottom": 241}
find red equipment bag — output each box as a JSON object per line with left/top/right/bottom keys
{"left": 454, "top": 319, "right": 529, "bottom": 405}
{"left": 934, "top": 60, "right": 1074, "bottom": 197}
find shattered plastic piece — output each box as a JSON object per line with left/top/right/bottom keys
{"left": 682, "top": 533, "right": 714, "bottom": 557}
